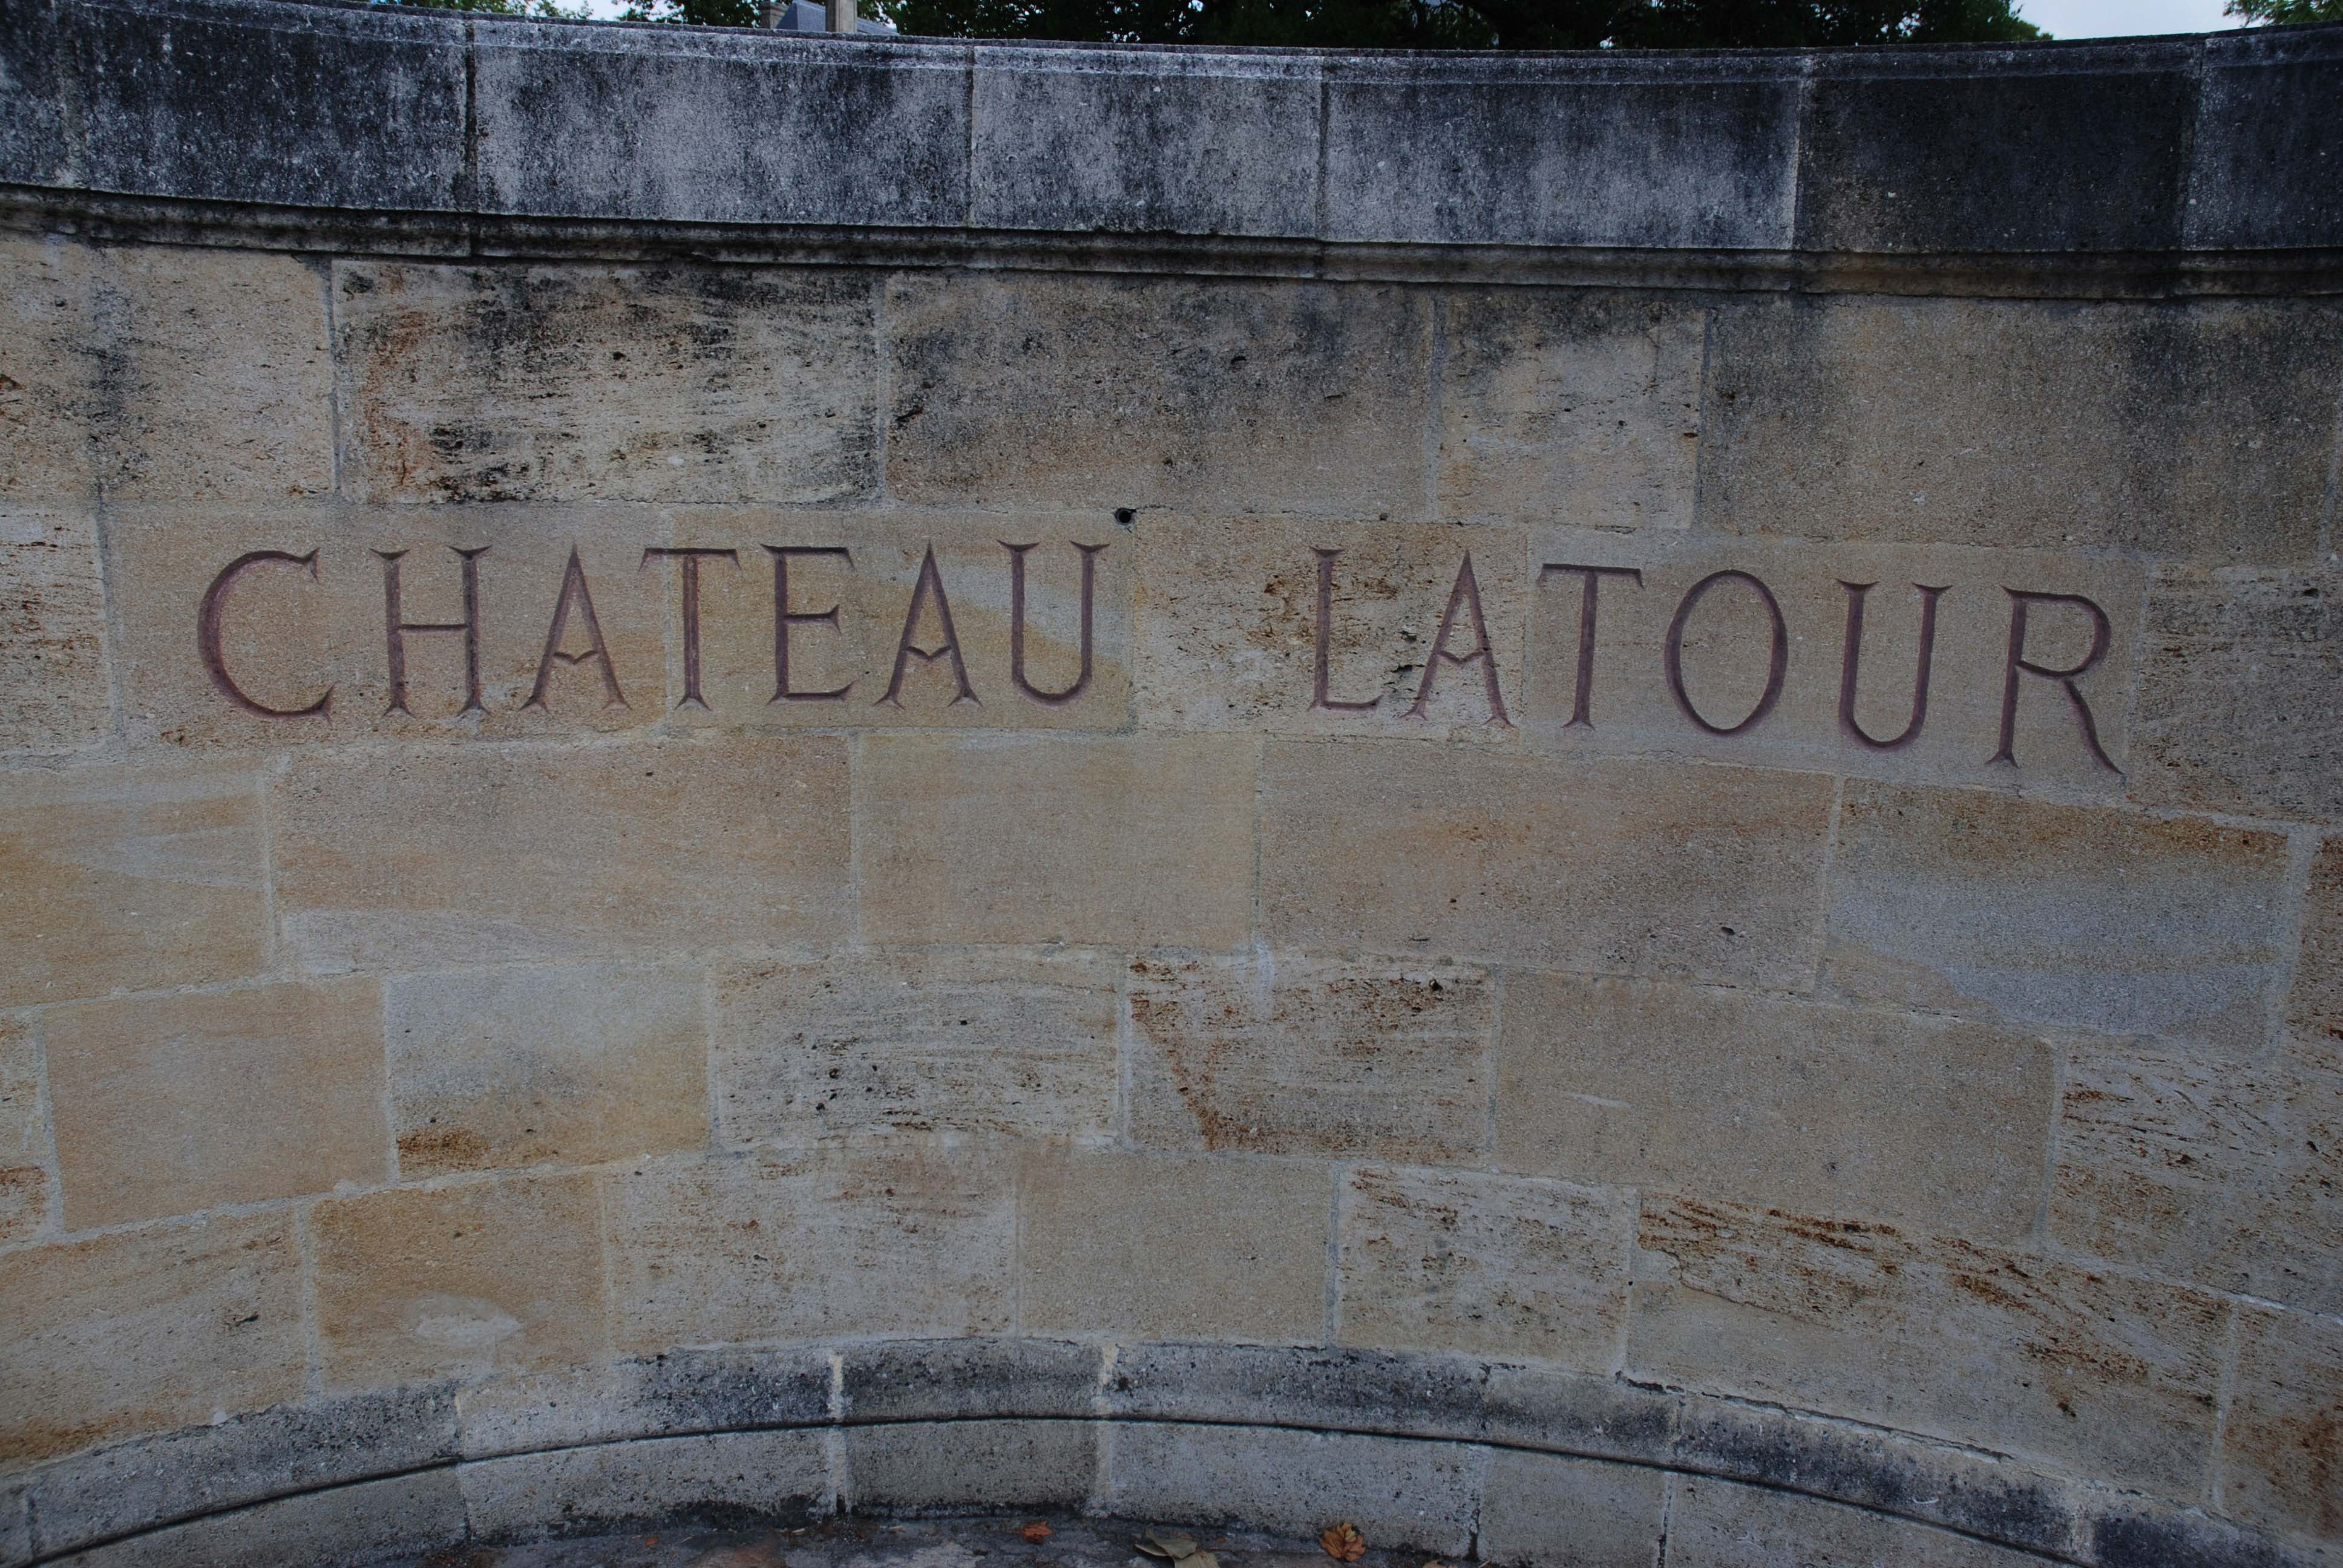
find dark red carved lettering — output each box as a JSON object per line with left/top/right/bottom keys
{"left": 1406, "top": 552, "right": 1512, "bottom": 727}
{"left": 1311, "top": 548, "right": 1380, "bottom": 714}
{"left": 1537, "top": 562, "right": 1643, "bottom": 728}
{"left": 1665, "top": 569, "right": 1788, "bottom": 736}
{"left": 1838, "top": 580, "right": 1948, "bottom": 751}
{"left": 767, "top": 546, "right": 854, "bottom": 704}
{"left": 1992, "top": 589, "right": 2120, "bottom": 774}
{"left": 525, "top": 547, "right": 627, "bottom": 711}
{"left": 878, "top": 546, "right": 977, "bottom": 707}
{"left": 197, "top": 550, "right": 331, "bottom": 719}
{"left": 376, "top": 546, "right": 487, "bottom": 716}
{"left": 1003, "top": 540, "right": 1106, "bottom": 706}
{"left": 641, "top": 547, "right": 738, "bottom": 710}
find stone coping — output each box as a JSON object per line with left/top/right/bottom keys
{"left": 1, "top": 1340, "right": 2323, "bottom": 1568}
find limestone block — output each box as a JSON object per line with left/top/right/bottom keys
{"left": 2189, "top": 27, "right": 2343, "bottom": 251}
{"left": 460, "top": 1429, "right": 829, "bottom": 1540}
{"left": 1629, "top": 1194, "right": 2231, "bottom": 1495}
{"left": 1127, "top": 953, "right": 1495, "bottom": 1163}
{"left": 0, "top": 763, "right": 264, "bottom": 1007}
{"left": 859, "top": 734, "right": 1254, "bottom": 950}
{"left": 1665, "top": 1475, "right": 2043, "bottom": 1567}
{"left": 1260, "top": 743, "right": 1830, "bottom": 989}
{"left": 387, "top": 961, "right": 707, "bottom": 1178}
{"left": 1438, "top": 293, "right": 1703, "bottom": 531}
{"left": 1519, "top": 528, "right": 2146, "bottom": 797}
{"left": 56, "top": 1470, "right": 467, "bottom": 1568}
{"left": 0, "top": 234, "right": 94, "bottom": 503}
{"left": 2218, "top": 1302, "right": 2343, "bottom": 1543}
{"left": 2289, "top": 840, "right": 2343, "bottom": 1076}
{"left": 0, "top": 0, "right": 64, "bottom": 188}
{"left": 1, "top": 506, "right": 110, "bottom": 753}
{"left": 1099, "top": 1424, "right": 1479, "bottom": 1556}
{"left": 0, "top": 1212, "right": 304, "bottom": 1468}
{"left": 2130, "top": 566, "right": 2343, "bottom": 825}
{"left": 1823, "top": 782, "right": 2290, "bottom": 1051}
{"left": 885, "top": 273, "right": 1432, "bottom": 516}
{"left": 1130, "top": 515, "right": 1525, "bottom": 743}
{"left": 272, "top": 737, "right": 850, "bottom": 970}
{"left": 2050, "top": 1047, "right": 2342, "bottom": 1316}
{"left": 842, "top": 1419, "right": 1096, "bottom": 1512}
{"left": 336, "top": 260, "right": 876, "bottom": 505}
{"left": 1334, "top": 1165, "right": 1634, "bottom": 1370}
{"left": 1475, "top": 1448, "right": 1665, "bottom": 1568}
{"left": 841, "top": 1338, "right": 1104, "bottom": 1425}
{"left": 0, "top": 1016, "right": 48, "bottom": 1243}
{"left": 1700, "top": 298, "right": 2343, "bottom": 564}
{"left": 1018, "top": 1150, "right": 1329, "bottom": 1342}
{"left": 1495, "top": 974, "right": 2053, "bottom": 1239}
{"left": 607, "top": 1146, "right": 1017, "bottom": 1353}
{"left": 713, "top": 948, "right": 1119, "bottom": 1148}
{"left": 44, "top": 977, "right": 387, "bottom": 1229}
{"left": 458, "top": 1347, "right": 832, "bottom": 1458}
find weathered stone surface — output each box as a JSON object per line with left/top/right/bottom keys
{"left": 1483, "top": 1361, "right": 1677, "bottom": 1465}
{"left": 1475, "top": 1448, "right": 1664, "bottom": 1568}
{"left": 1438, "top": 292, "right": 1703, "bottom": 531}
{"left": 460, "top": 1429, "right": 829, "bottom": 1540}
{"left": 59, "top": 1469, "right": 467, "bottom": 1568}
{"left": 1105, "top": 1341, "right": 1492, "bottom": 1445}
{"left": 714, "top": 948, "right": 1118, "bottom": 1148}
{"left": 1630, "top": 1194, "right": 2231, "bottom": 1495}
{"left": 844, "top": 1419, "right": 1095, "bottom": 1513}
{"left": 313, "top": 1172, "right": 606, "bottom": 1390}
{"left": 1101, "top": 1424, "right": 1479, "bottom": 1555}
{"left": 0, "top": 235, "right": 93, "bottom": 503}
{"left": 0, "top": 0, "right": 65, "bottom": 189}
{"left": 1520, "top": 528, "right": 2146, "bottom": 795}
{"left": 0, "top": 762, "right": 265, "bottom": 1008}
{"left": 44, "top": 977, "right": 387, "bottom": 1228}
{"left": 273, "top": 737, "right": 850, "bottom": 970}
{"left": 1019, "top": 1151, "right": 1330, "bottom": 1342}
{"left": 2219, "top": 1303, "right": 2343, "bottom": 1544}
{"left": 1700, "top": 298, "right": 2343, "bottom": 564}
{"left": 859, "top": 734, "right": 1254, "bottom": 950}
{"left": 0, "top": 1211, "right": 304, "bottom": 1468}
{"left": 459, "top": 1347, "right": 832, "bottom": 1459}
{"left": 0, "top": 506, "right": 110, "bottom": 753}
{"left": 1665, "top": 1474, "right": 2043, "bottom": 1567}
{"left": 1496, "top": 974, "right": 2053, "bottom": 1238}
{"left": 0, "top": 1015, "right": 50, "bottom": 1243}
{"left": 1127, "top": 953, "right": 1493, "bottom": 1163}
{"left": 2051, "top": 1047, "right": 2342, "bottom": 1316}
{"left": 2289, "top": 839, "right": 2343, "bottom": 1077}
{"left": 885, "top": 273, "right": 1430, "bottom": 516}
{"left": 1260, "top": 743, "right": 1830, "bottom": 989}
{"left": 1335, "top": 1165, "right": 1633, "bottom": 1370}
{"left": 608, "top": 1147, "right": 1017, "bottom": 1353}
{"left": 388, "top": 961, "right": 707, "bottom": 1178}
{"left": 2130, "top": 566, "right": 2343, "bottom": 825}
{"left": 1130, "top": 515, "right": 1525, "bottom": 743}
{"left": 841, "top": 1337, "right": 1103, "bottom": 1425}
{"left": 2189, "top": 26, "right": 2343, "bottom": 252}
{"left": 337, "top": 261, "right": 876, "bottom": 506}
{"left": 1822, "top": 783, "right": 2292, "bottom": 1051}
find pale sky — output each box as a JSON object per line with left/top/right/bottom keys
{"left": 2017, "top": 0, "right": 2243, "bottom": 34}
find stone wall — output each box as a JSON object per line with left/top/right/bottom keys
{"left": 2, "top": 2, "right": 2342, "bottom": 1564}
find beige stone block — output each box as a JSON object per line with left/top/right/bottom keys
{"left": 1822, "top": 783, "right": 2292, "bottom": 1050}
{"left": 460, "top": 1429, "right": 828, "bottom": 1540}
{"left": 0, "top": 764, "right": 266, "bottom": 1008}
{"left": 1260, "top": 743, "right": 1830, "bottom": 990}
{"left": 95, "top": 246, "right": 333, "bottom": 503}
{"left": 886, "top": 272, "right": 1431, "bottom": 515}
{"left": 859, "top": 733, "right": 1254, "bottom": 950}
{"left": 2220, "top": 1302, "right": 2343, "bottom": 1542}
{"left": 0, "top": 506, "right": 110, "bottom": 754}
{"left": 1335, "top": 1165, "right": 1633, "bottom": 1370}
{"left": 2050, "top": 1045, "right": 2341, "bottom": 1316}
{"left": 843, "top": 1419, "right": 1096, "bottom": 1512}
{"left": 1700, "top": 297, "right": 2342, "bottom": 563}
{"left": 714, "top": 948, "right": 1118, "bottom": 1147}
{"left": 1019, "top": 1149, "right": 1329, "bottom": 1342}
{"left": 1440, "top": 291, "right": 1703, "bottom": 531}
{"left": 2289, "top": 838, "right": 2343, "bottom": 1076}
{"left": 2130, "top": 565, "right": 2343, "bottom": 823}
{"left": 312, "top": 1171, "right": 607, "bottom": 1389}
{"left": 1496, "top": 974, "right": 2053, "bottom": 1239}
{"left": 0, "top": 1212, "right": 304, "bottom": 1468}
{"left": 0, "top": 1016, "right": 51, "bottom": 1243}
{"left": 1128, "top": 952, "right": 1494, "bottom": 1163}
{"left": 1628, "top": 1194, "right": 2230, "bottom": 1494}
{"left": 336, "top": 260, "right": 876, "bottom": 505}
{"left": 387, "top": 961, "right": 707, "bottom": 1178}
{"left": 608, "top": 1146, "right": 1015, "bottom": 1351}
{"left": 1132, "top": 514, "right": 1526, "bottom": 742}
{"left": 1665, "top": 1475, "right": 2042, "bottom": 1567}
{"left": 1476, "top": 1448, "right": 1665, "bottom": 1568}
{"left": 0, "top": 234, "right": 94, "bottom": 503}
{"left": 44, "top": 978, "right": 388, "bottom": 1229}
{"left": 1099, "top": 1424, "right": 1478, "bottom": 1555}
{"left": 1520, "top": 528, "right": 2145, "bottom": 795}
{"left": 273, "top": 737, "right": 850, "bottom": 970}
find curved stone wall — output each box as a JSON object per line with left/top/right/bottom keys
{"left": 2, "top": 3, "right": 2341, "bottom": 1564}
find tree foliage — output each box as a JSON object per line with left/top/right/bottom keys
{"left": 2223, "top": 0, "right": 2343, "bottom": 20}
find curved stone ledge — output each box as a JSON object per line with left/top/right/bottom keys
{"left": 4, "top": 1341, "right": 2327, "bottom": 1568}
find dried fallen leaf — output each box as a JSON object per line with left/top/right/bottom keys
{"left": 1022, "top": 1523, "right": 1055, "bottom": 1545}
{"left": 1322, "top": 1524, "right": 1368, "bottom": 1563}
{"left": 1139, "top": 1532, "right": 1200, "bottom": 1560}
{"left": 1175, "top": 1553, "right": 1218, "bottom": 1568}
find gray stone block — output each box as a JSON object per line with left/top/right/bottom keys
{"left": 1480, "top": 1362, "right": 1677, "bottom": 1467}
{"left": 1101, "top": 1342, "right": 1488, "bottom": 1445}
{"left": 2188, "top": 26, "right": 2343, "bottom": 252}
{"left": 1476, "top": 1448, "right": 1665, "bottom": 1568}
{"left": 459, "top": 1349, "right": 836, "bottom": 1459}
{"left": 55, "top": 1470, "right": 467, "bottom": 1568}
{"left": 1665, "top": 1475, "right": 2048, "bottom": 1568}
{"left": 0, "top": 0, "right": 67, "bottom": 188}
{"left": 841, "top": 1338, "right": 1103, "bottom": 1424}
{"left": 459, "top": 1429, "right": 830, "bottom": 1541}
{"left": 844, "top": 1419, "right": 1096, "bottom": 1513}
